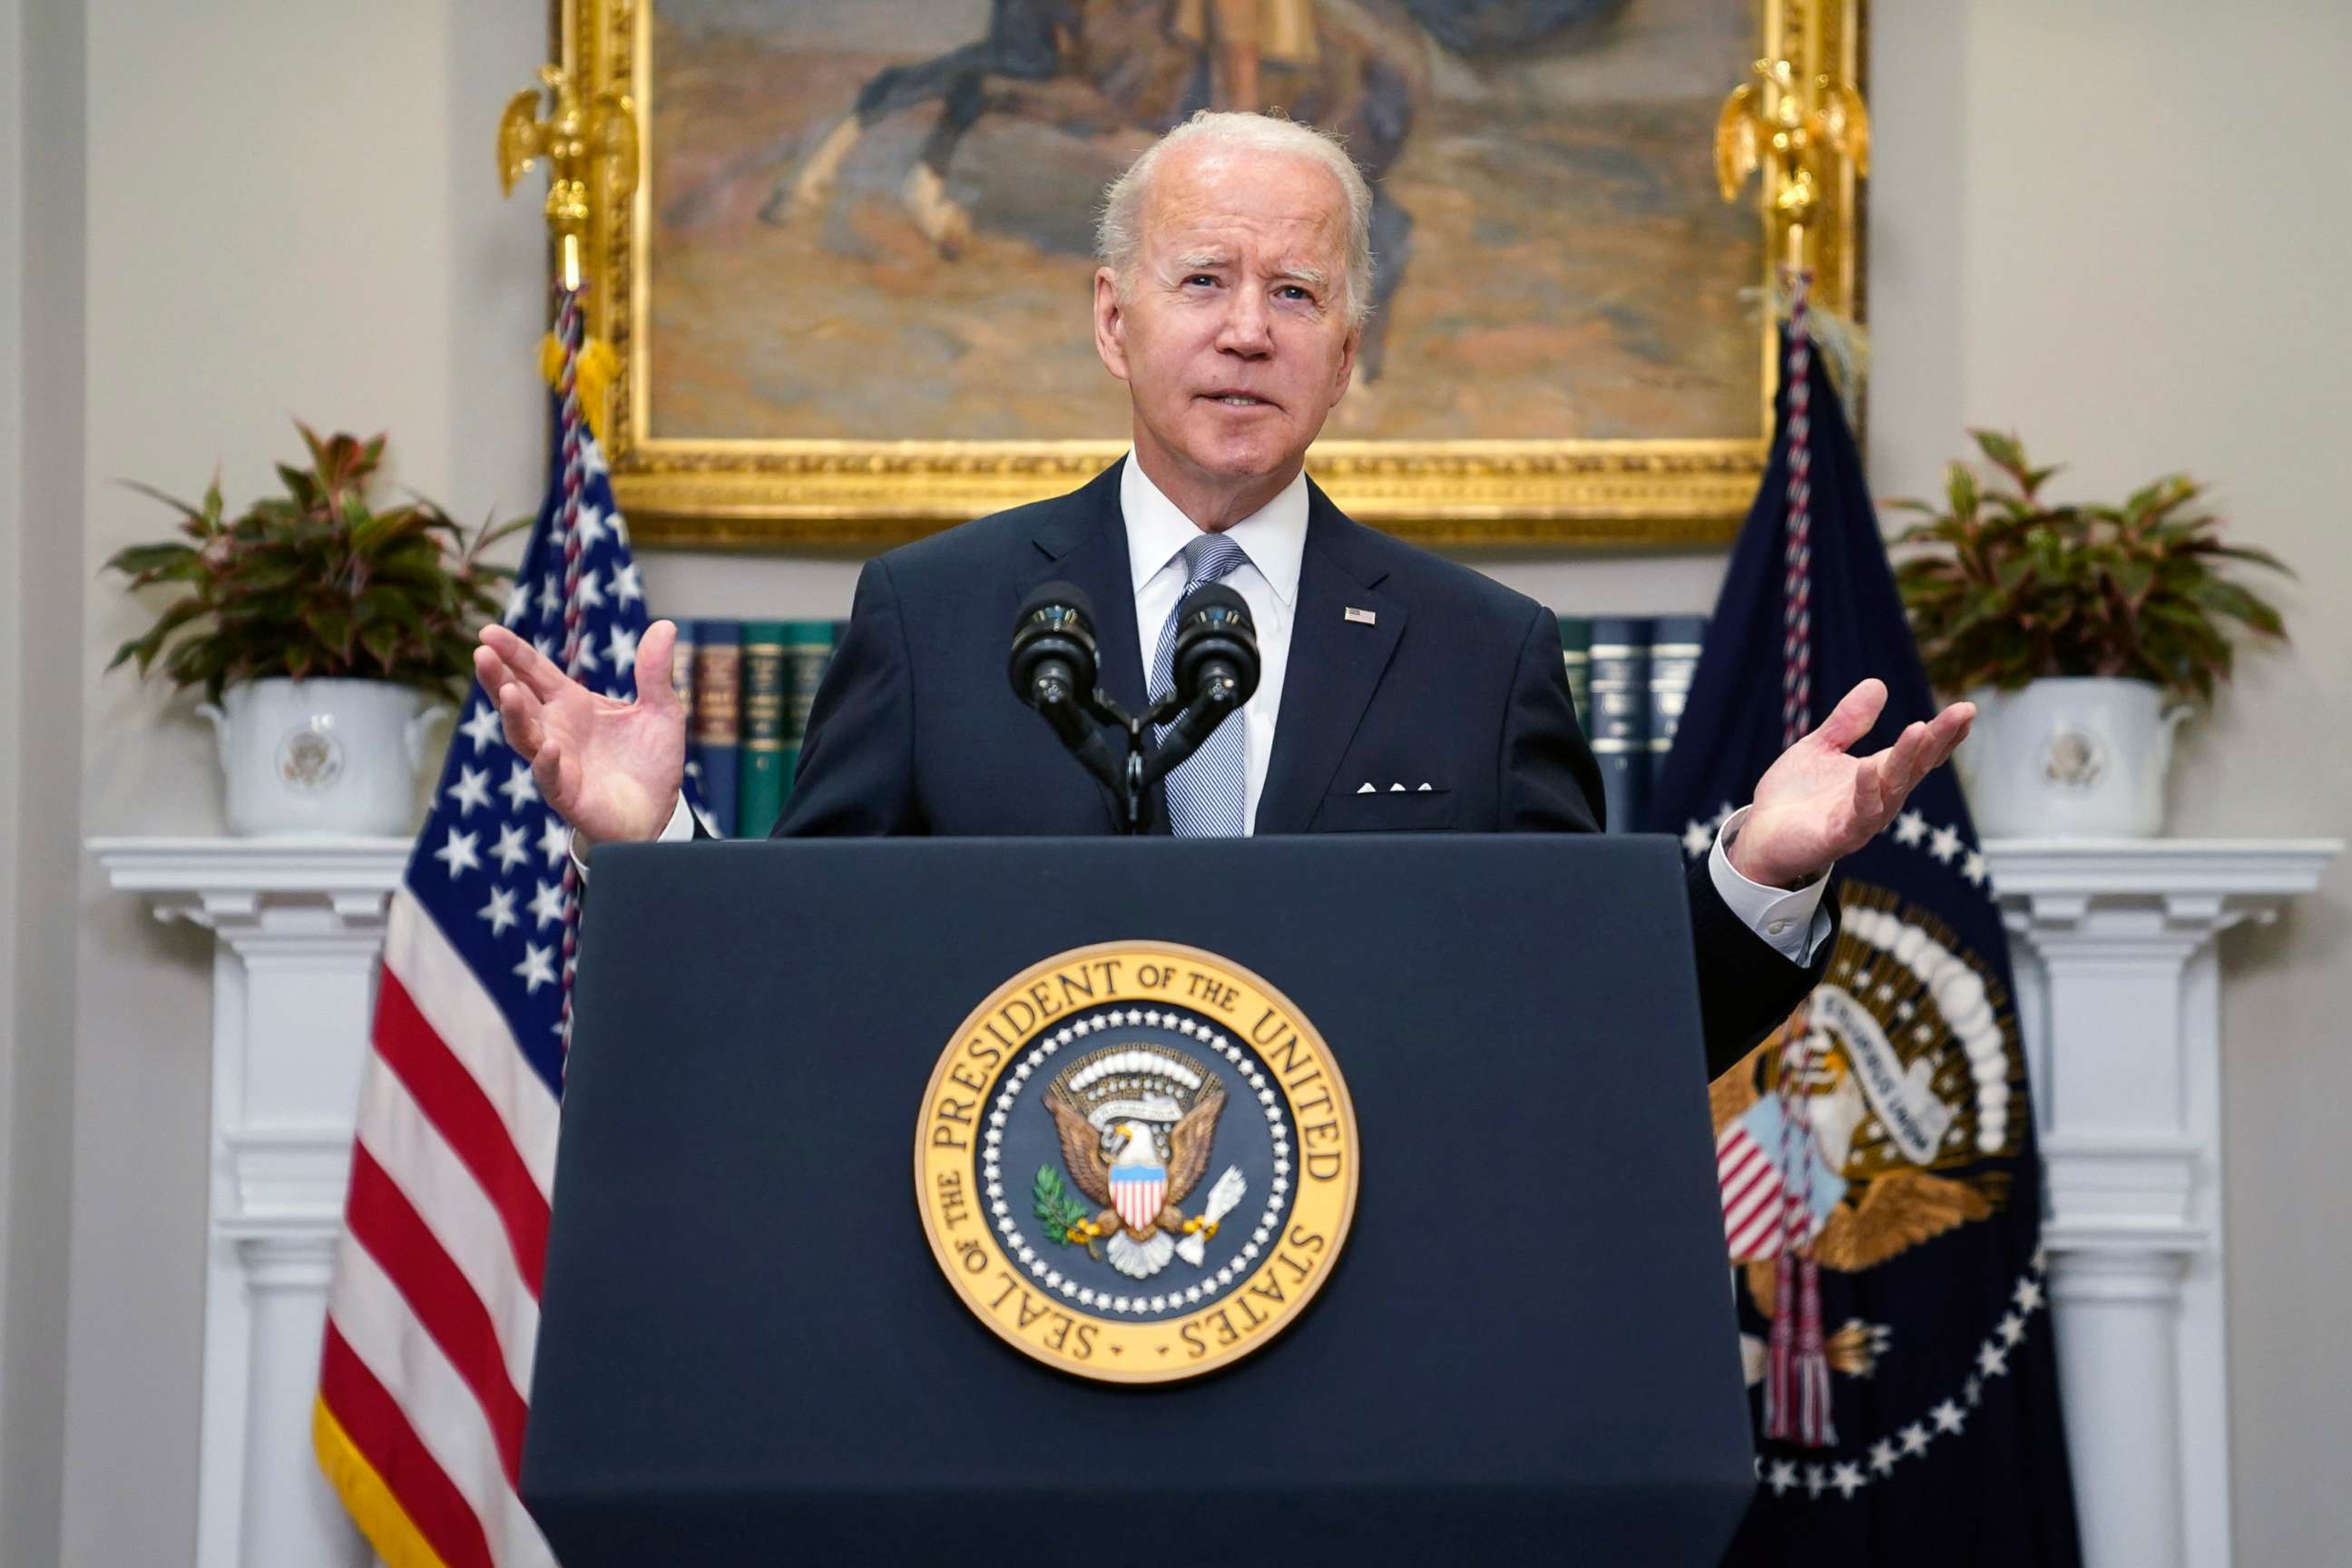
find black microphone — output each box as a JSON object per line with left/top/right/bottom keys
{"left": 1009, "top": 580, "right": 1100, "bottom": 719}
{"left": 1143, "top": 583, "right": 1259, "bottom": 787}
{"left": 1009, "top": 582, "right": 1123, "bottom": 794}
{"left": 1171, "top": 581, "right": 1260, "bottom": 711}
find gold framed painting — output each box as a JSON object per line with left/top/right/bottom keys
{"left": 560, "top": 0, "right": 1864, "bottom": 548}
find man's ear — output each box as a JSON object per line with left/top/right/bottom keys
{"left": 1330, "top": 320, "right": 1361, "bottom": 404}
{"left": 1093, "top": 267, "right": 1131, "bottom": 384}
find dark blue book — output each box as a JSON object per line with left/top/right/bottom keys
{"left": 672, "top": 618, "right": 704, "bottom": 811}
{"left": 688, "top": 619, "right": 740, "bottom": 839}
{"left": 1585, "top": 616, "right": 1650, "bottom": 832}
{"left": 668, "top": 619, "right": 698, "bottom": 720}
{"left": 1645, "top": 614, "right": 1707, "bottom": 789}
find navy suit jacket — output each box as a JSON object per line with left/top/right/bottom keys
{"left": 706, "top": 459, "right": 1828, "bottom": 1076}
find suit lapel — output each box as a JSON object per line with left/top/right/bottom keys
{"left": 1254, "top": 484, "right": 1405, "bottom": 833}
{"left": 1021, "top": 460, "right": 1147, "bottom": 831}
{"left": 1022, "top": 459, "right": 1149, "bottom": 715}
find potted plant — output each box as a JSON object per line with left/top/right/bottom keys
{"left": 1889, "top": 429, "right": 2290, "bottom": 837}
{"left": 104, "top": 421, "right": 527, "bottom": 837}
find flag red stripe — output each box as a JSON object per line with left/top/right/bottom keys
{"left": 319, "top": 1323, "right": 496, "bottom": 1568}
{"left": 375, "top": 966, "right": 550, "bottom": 1297}
{"left": 1724, "top": 1187, "right": 1779, "bottom": 1244}
{"left": 1721, "top": 1165, "right": 1775, "bottom": 1225}
{"left": 345, "top": 1144, "right": 531, "bottom": 1486}
{"left": 1719, "top": 1143, "right": 1769, "bottom": 1203}
{"left": 1728, "top": 1199, "right": 1776, "bottom": 1244}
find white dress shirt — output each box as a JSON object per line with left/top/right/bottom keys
{"left": 1122, "top": 455, "right": 1306, "bottom": 832}
{"left": 597, "top": 456, "right": 1834, "bottom": 962}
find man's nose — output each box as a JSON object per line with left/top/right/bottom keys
{"left": 1216, "top": 289, "right": 1273, "bottom": 356}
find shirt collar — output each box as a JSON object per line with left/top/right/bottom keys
{"left": 1121, "top": 453, "right": 1308, "bottom": 608}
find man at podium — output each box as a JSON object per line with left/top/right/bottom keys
{"left": 473, "top": 111, "right": 1973, "bottom": 1071}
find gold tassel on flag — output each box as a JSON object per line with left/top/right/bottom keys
{"left": 537, "top": 331, "right": 617, "bottom": 447}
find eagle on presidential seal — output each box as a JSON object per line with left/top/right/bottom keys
{"left": 1036, "top": 1044, "right": 1246, "bottom": 1281}
{"left": 1712, "top": 883, "right": 2024, "bottom": 1386}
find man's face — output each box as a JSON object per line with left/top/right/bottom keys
{"left": 1093, "top": 146, "right": 1360, "bottom": 501}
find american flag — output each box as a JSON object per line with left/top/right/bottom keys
{"left": 313, "top": 289, "right": 678, "bottom": 1566}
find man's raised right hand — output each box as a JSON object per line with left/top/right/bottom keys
{"left": 474, "top": 619, "right": 686, "bottom": 849}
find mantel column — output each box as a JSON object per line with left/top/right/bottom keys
{"left": 92, "top": 838, "right": 410, "bottom": 1568}
{"left": 1988, "top": 840, "right": 2338, "bottom": 1568}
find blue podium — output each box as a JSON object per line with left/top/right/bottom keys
{"left": 524, "top": 835, "right": 1754, "bottom": 1565}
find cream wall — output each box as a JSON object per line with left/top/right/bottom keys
{"left": 1, "top": 1, "right": 2345, "bottom": 1563}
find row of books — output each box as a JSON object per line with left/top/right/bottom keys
{"left": 676, "top": 612, "right": 1708, "bottom": 840}
{"left": 671, "top": 620, "right": 847, "bottom": 839}
{"left": 1559, "top": 615, "right": 1708, "bottom": 835}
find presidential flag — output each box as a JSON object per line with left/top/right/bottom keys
{"left": 1650, "top": 295, "right": 2082, "bottom": 1562}
{"left": 313, "top": 289, "right": 688, "bottom": 1566}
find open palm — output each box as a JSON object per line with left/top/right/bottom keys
{"left": 1730, "top": 679, "right": 1976, "bottom": 889}
{"left": 472, "top": 619, "right": 686, "bottom": 847}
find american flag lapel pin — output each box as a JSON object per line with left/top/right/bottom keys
{"left": 1343, "top": 606, "right": 1377, "bottom": 625}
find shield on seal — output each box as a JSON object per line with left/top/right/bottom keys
{"left": 1110, "top": 1164, "right": 1166, "bottom": 1231}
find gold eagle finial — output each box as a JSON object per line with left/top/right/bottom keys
{"left": 1715, "top": 54, "right": 1870, "bottom": 278}
{"left": 496, "top": 64, "right": 639, "bottom": 290}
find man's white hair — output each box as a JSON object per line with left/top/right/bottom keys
{"left": 1095, "top": 110, "right": 1375, "bottom": 328}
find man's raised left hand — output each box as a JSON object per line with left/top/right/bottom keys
{"left": 1727, "top": 678, "right": 1976, "bottom": 890}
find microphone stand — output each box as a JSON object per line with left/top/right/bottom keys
{"left": 1070, "top": 681, "right": 1244, "bottom": 835}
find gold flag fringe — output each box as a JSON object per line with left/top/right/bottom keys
{"left": 312, "top": 1396, "right": 452, "bottom": 1568}
{"left": 539, "top": 332, "right": 618, "bottom": 448}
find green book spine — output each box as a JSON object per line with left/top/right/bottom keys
{"left": 778, "top": 620, "right": 838, "bottom": 802}
{"left": 738, "top": 621, "right": 789, "bottom": 839}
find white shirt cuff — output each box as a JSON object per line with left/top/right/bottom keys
{"left": 565, "top": 790, "right": 696, "bottom": 882}
{"left": 1707, "top": 804, "right": 1833, "bottom": 965}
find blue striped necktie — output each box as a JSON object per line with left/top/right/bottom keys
{"left": 1150, "top": 532, "right": 1250, "bottom": 836}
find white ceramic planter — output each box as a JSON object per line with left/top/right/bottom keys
{"left": 196, "top": 677, "right": 448, "bottom": 838}
{"left": 1954, "top": 677, "right": 2190, "bottom": 838}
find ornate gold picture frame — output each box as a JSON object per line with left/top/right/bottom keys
{"left": 561, "top": 0, "right": 1863, "bottom": 549}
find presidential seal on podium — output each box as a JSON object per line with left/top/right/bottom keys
{"left": 916, "top": 942, "right": 1359, "bottom": 1383}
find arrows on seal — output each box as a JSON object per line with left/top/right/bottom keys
{"left": 1177, "top": 1166, "right": 1249, "bottom": 1267}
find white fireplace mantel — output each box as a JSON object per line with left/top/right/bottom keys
{"left": 1987, "top": 837, "right": 2340, "bottom": 1568}
{"left": 92, "top": 835, "right": 408, "bottom": 1568}
{"left": 93, "top": 833, "right": 2338, "bottom": 1568}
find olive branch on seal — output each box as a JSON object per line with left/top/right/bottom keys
{"left": 1033, "top": 1166, "right": 1094, "bottom": 1250}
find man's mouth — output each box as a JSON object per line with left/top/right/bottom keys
{"left": 1200, "top": 390, "right": 1276, "bottom": 409}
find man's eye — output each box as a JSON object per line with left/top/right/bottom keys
{"left": 1277, "top": 285, "right": 1313, "bottom": 302}
{"left": 1184, "top": 273, "right": 1220, "bottom": 288}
